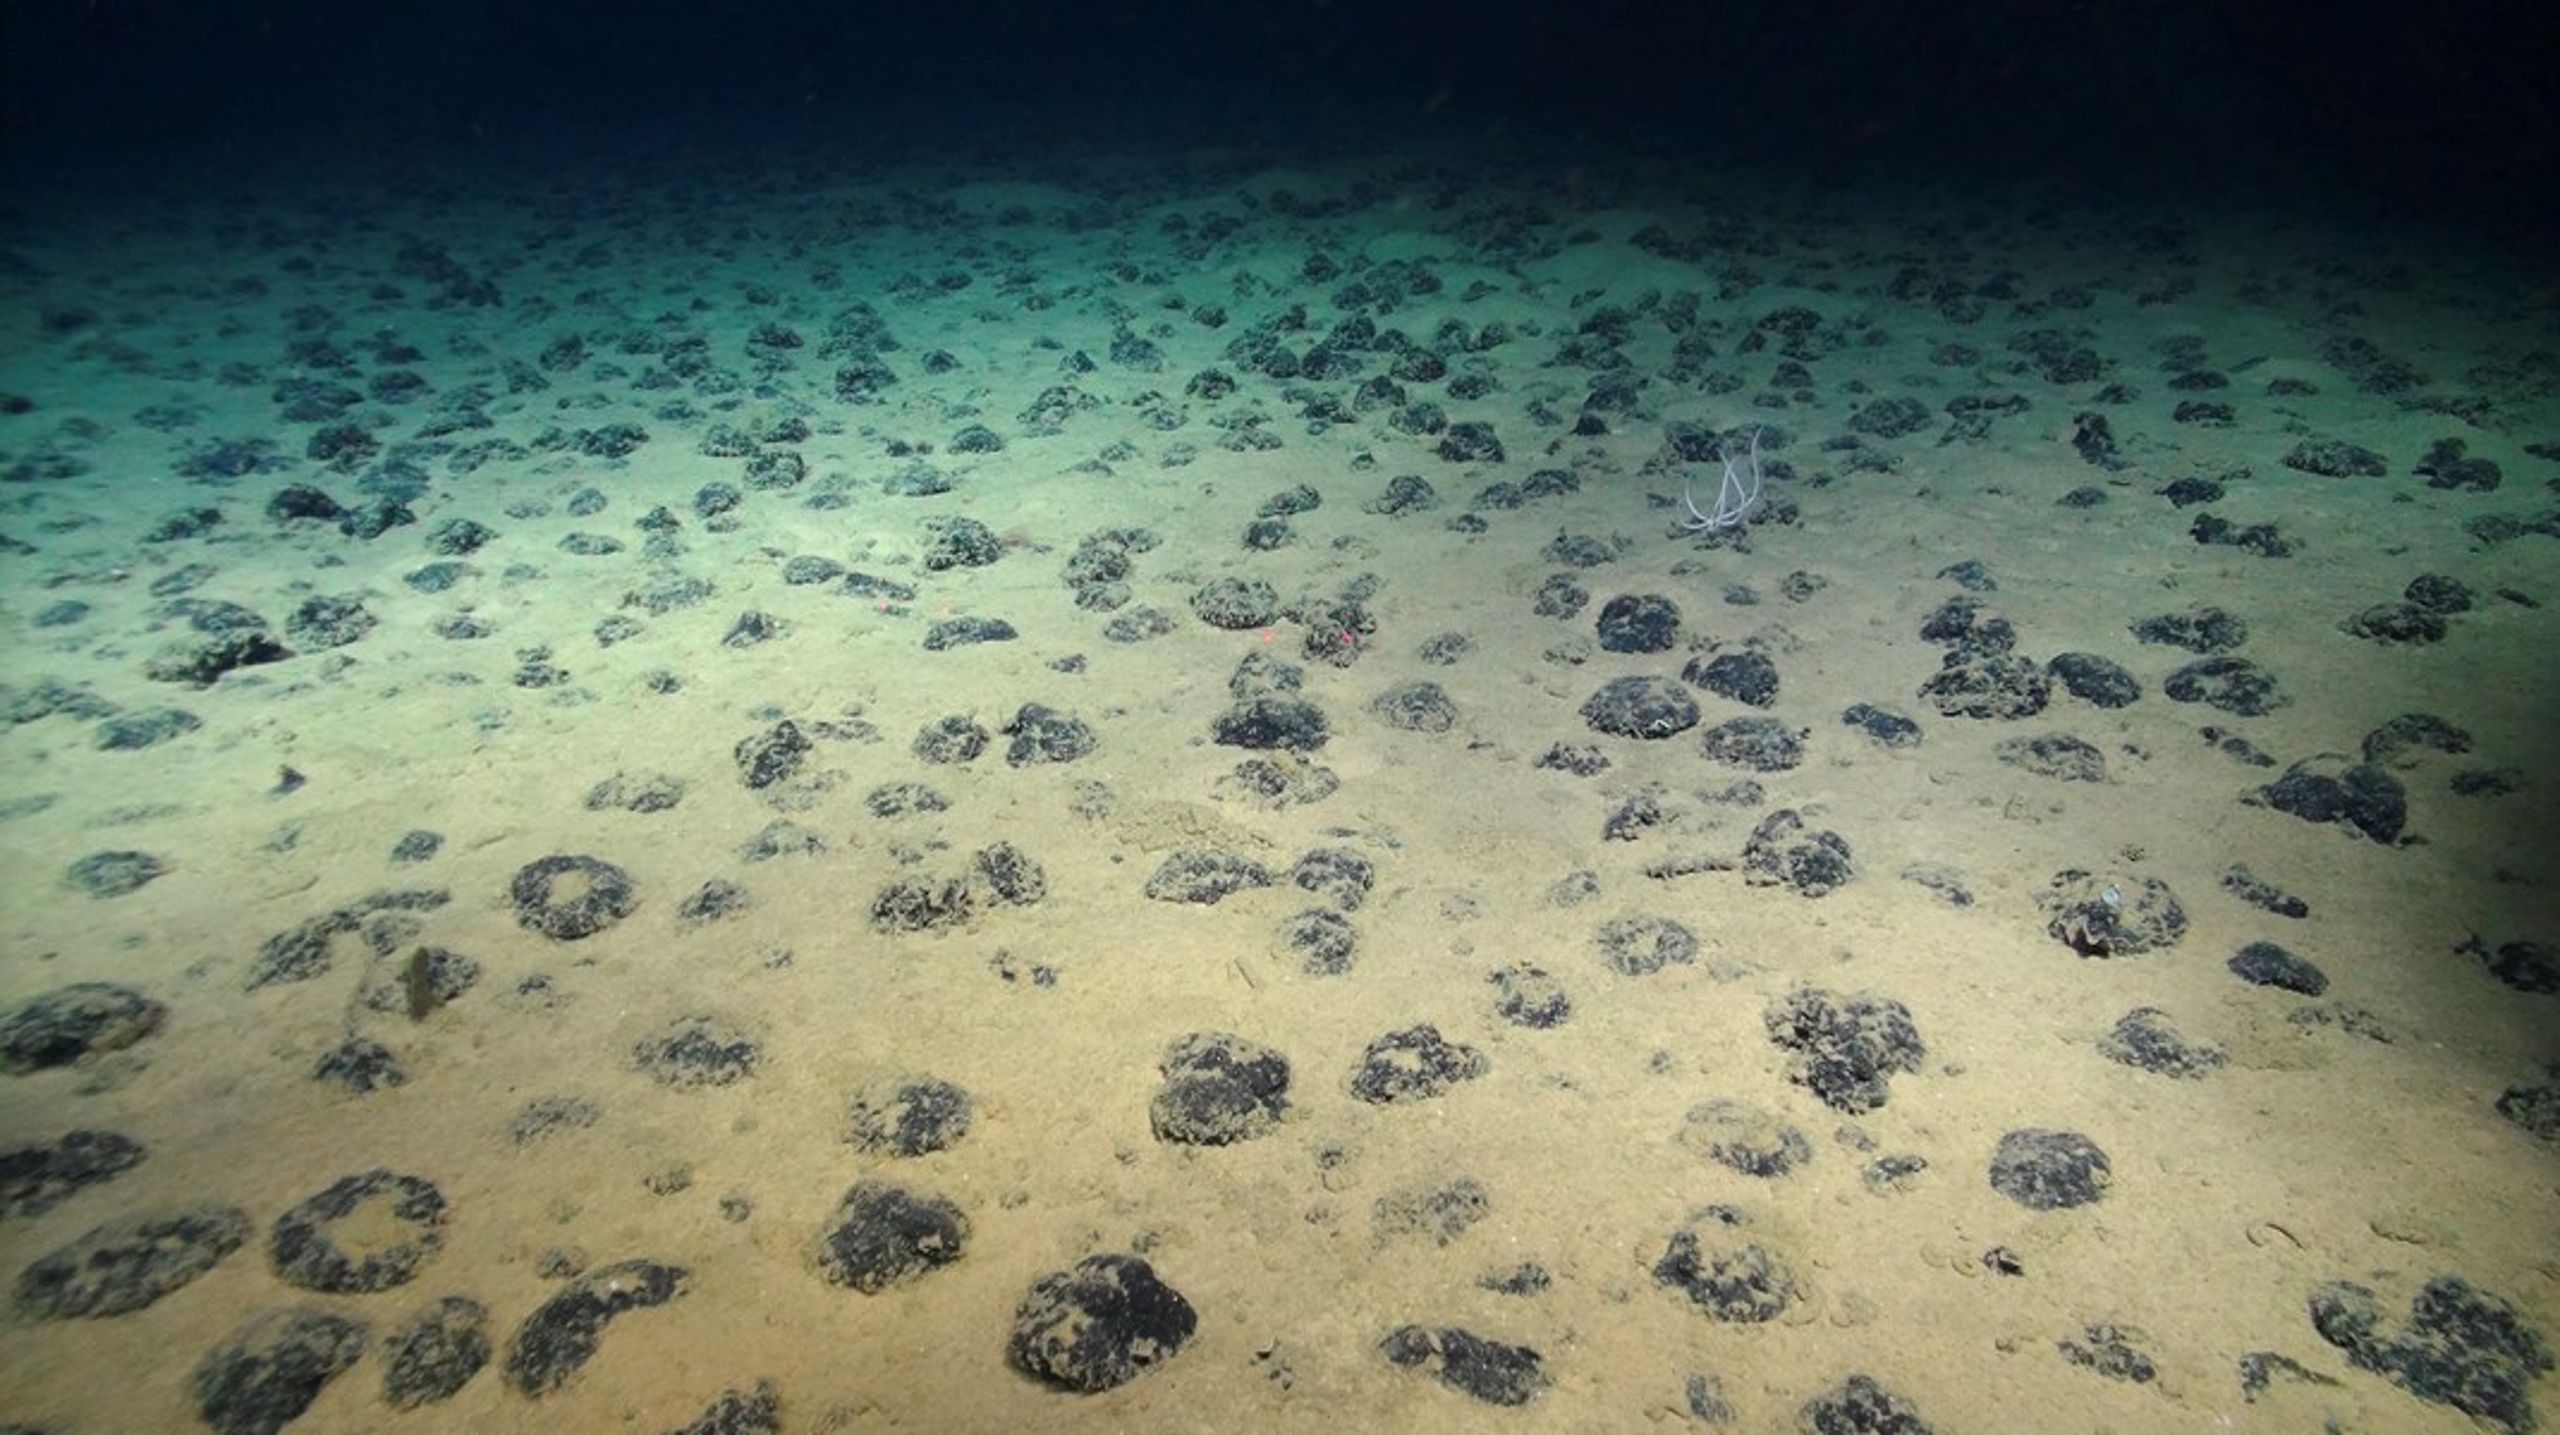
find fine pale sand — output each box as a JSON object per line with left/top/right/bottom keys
{"left": 1, "top": 143, "right": 2554, "bottom": 1432}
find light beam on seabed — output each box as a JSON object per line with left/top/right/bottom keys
{"left": 1681, "top": 425, "right": 1763, "bottom": 532}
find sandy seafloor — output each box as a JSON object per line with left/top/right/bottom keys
{"left": 0, "top": 142, "right": 2554, "bottom": 1434}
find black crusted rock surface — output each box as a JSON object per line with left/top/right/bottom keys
{"left": 845, "top": 1076, "right": 973, "bottom": 1157}
{"left": 1741, "top": 810, "right": 1854, "bottom": 896}
{"left": 586, "top": 771, "right": 687, "bottom": 812}
{"left": 1350, "top": 1024, "right": 1489, "bottom": 1103}
{"left": 2098, "top": 1008, "right": 2227, "bottom": 1079}
{"left": 1653, "top": 1206, "right": 1799, "bottom": 1322}
{"left": 1685, "top": 648, "right": 1779, "bottom": 707}
{"left": 2282, "top": 436, "right": 2387, "bottom": 476}
{"left": 2132, "top": 605, "right": 2248, "bottom": 653}
{"left": 1289, "top": 847, "right": 1375, "bottom": 910}
{"left": 869, "top": 877, "right": 975, "bottom": 933}
{"left": 2163, "top": 655, "right": 2285, "bottom": 715}
{"left": 912, "top": 714, "right": 990, "bottom": 764}
{"left": 64, "top": 849, "right": 168, "bottom": 898}
{"left": 2238, "top": 1350, "right": 2340, "bottom": 1402}
{"left": 1008, "top": 1253, "right": 1196, "bottom": 1393}
{"left": 1765, "top": 987, "right": 1924, "bottom": 1114}
{"left": 191, "top": 1307, "right": 369, "bottom": 1435}
{"left": 508, "top": 1096, "right": 600, "bottom": 1146}
{"left": 2249, "top": 755, "right": 2407, "bottom": 844}
{"left": 733, "top": 720, "right": 813, "bottom": 788}
{"left": 95, "top": 706, "right": 201, "bottom": 750}
{"left": 1372, "top": 1177, "right": 1491, "bottom": 1246}
{"left": 1193, "top": 577, "right": 1280, "bottom": 629}
{"left": 1595, "top": 594, "right": 1681, "bottom": 653}
{"left": 313, "top": 1036, "right": 406, "bottom": 1093}
{"left": 1842, "top": 702, "right": 1922, "bottom": 748}
{"left": 2040, "top": 870, "right": 2185, "bottom": 957}
{"left": 2060, "top": 1322, "right": 2160, "bottom": 1383}
{"left": 1797, "top": 1374, "right": 1934, "bottom": 1434}
{"left": 1988, "top": 1128, "right": 2112, "bottom": 1210}
{"left": 632, "top": 1015, "right": 759, "bottom": 1088}
{"left": 2229, "top": 940, "right": 2328, "bottom": 994}
{"left": 1679, "top": 1097, "right": 1813, "bottom": 1177}
{"left": 1213, "top": 694, "right": 1330, "bottom": 751}
{"left": 0, "top": 983, "right": 167, "bottom": 1072}
{"left": 503, "top": 1258, "right": 688, "bottom": 1397}
{"left": 248, "top": 910, "right": 363, "bottom": 991}
{"left": 1150, "top": 1031, "right": 1292, "bottom": 1145}
{"left": 1579, "top": 675, "right": 1700, "bottom": 739}
{"left": 1371, "top": 679, "right": 1458, "bottom": 733}
{"left": 672, "top": 1381, "right": 783, "bottom": 1435}
{"left": 1002, "top": 703, "right": 1097, "bottom": 764}
{"left": 1994, "top": 733, "right": 2107, "bottom": 782}
{"left": 1222, "top": 755, "right": 1341, "bottom": 808}
{"left": 2344, "top": 600, "right": 2449, "bottom": 645}
{"left": 1379, "top": 1324, "right": 1550, "bottom": 1406}
{"left": 0, "top": 1128, "right": 146, "bottom": 1217}
{"left": 1700, "top": 715, "right": 1805, "bottom": 771}
{"left": 813, "top": 1180, "right": 969, "bottom": 1293}
{"left": 677, "top": 879, "right": 750, "bottom": 924}
{"left": 509, "top": 854, "right": 638, "bottom": 940}
{"left": 935, "top": 614, "right": 1023, "bottom": 650}
{"left": 1595, "top": 914, "right": 1698, "bottom": 975}
{"left": 145, "top": 628, "right": 291, "bottom": 687}
{"left": 1918, "top": 651, "right": 2049, "bottom": 720}
{"left": 2309, "top": 1274, "right": 2551, "bottom": 1433}
{"left": 1279, "top": 907, "right": 1359, "bottom": 974}
{"left": 972, "top": 841, "right": 1048, "bottom": 906}
{"left": 1143, "top": 847, "right": 1274, "bottom": 905}
{"left": 382, "top": 1295, "right": 491, "bottom": 1410}
{"left": 17, "top": 1205, "right": 252, "bottom": 1318}
{"left": 284, "top": 593, "right": 376, "bottom": 648}
{"left": 2047, "top": 652, "right": 2140, "bottom": 707}
{"left": 2460, "top": 936, "right": 2558, "bottom": 996}
{"left": 2363, "top": 711, "right": 2472, "bottom": 768}
{"left": 268, "top": 1168, "right": 447, "bottom": 1294}
{"left": 922, "top": 515, "right": 1001, "bottom": 570}
{"left": 2222, "top": 865, "right": 2310, "bottom": 918}
{"left": 1489, "top": 963, "right": 1572, "bottom": 1029}
{"left": 2497, "top": 1065, "right": 2560, "bottom": 1142}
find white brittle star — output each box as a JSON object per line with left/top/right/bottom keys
{"left": 1681, "top": 425, "right": 1765, "bottom": 533}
